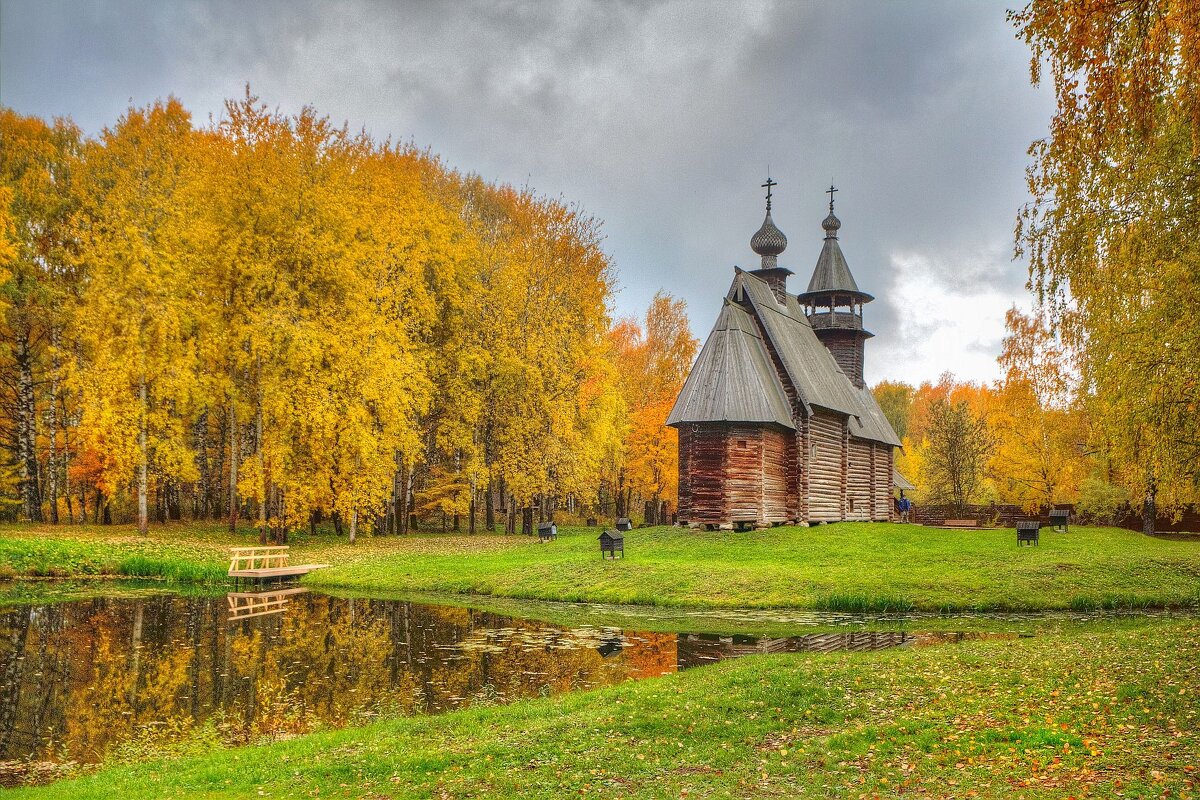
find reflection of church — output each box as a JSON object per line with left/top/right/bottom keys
{"left": 668, "top": 181, "right": 901, "bottom": 528}
{"left": 674, "top": 631, "right": 911, "bottom": 669}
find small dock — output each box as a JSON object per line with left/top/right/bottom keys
{"left": 228, "top": 546, "right": 330, "bottom": 588}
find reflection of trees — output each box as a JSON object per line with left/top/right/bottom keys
{"left": 0, "top": 594, "right": 691, "bottom": 773}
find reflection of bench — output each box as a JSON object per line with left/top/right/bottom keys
{"left": 943, "top": 519, "right": 977, "bottom": 528}
{"left": 228, "top": 546, "right": 330, "bottom": 587}
{"left": 1016, "top": 521, "right": 1040, "bottom": 546}
{"left": 227, "top": 586, "right": 309, "bottom": 621}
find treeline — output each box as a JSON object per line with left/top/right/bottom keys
{"left": 0, "top": 94, "right": 697, "bottom": 540}
{"left": 874, "top": 308, "right": 1176, "bottom": 526}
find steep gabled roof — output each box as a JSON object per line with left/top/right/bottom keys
{"left": 732, "top": 272, "right": 862, "bottom": 416}
{"left": 666, "top": 299, "right": 795, "bottom": 430}
{"left": 721, "top": 271, "right": 901, "bottom": 447}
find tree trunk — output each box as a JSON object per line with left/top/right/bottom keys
{"left": 228, "top": 406, "right": 240, "bottom": 532}
{"left": 485, "top": 481, "right": 495, "bottom": 532}
{"left": 349, "top": 508, "right": 357, "bottom": 544}
{"left": 1142, "top": 479, "right": 1157, "bottom": 536}
{"left": 15, "top": 330, "right": 41, "bottom": 522}
{"left": 194, "top": 412, "right": 210, "bottom": 519}
{"left": 615, "top": 468, "right": 626, "bottom": 518}
{"left": 398, "top": 478, "right": 409, "bottom": 535}
{"left": 47, "top": 336, "right": 61, "bottom": 524}
{"left": 469, "top": 492, "right": 476, "bottom": 535}
{"left": 137, "top": 376, "right": 149, "bottom": 536}
{"left": 63, "top": 417, "right": 75, "bottom": 523}
{"left": 256, "top": 399, "right": 267, "bottom": 545}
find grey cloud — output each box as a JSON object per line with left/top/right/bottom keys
{"left": 0, "top": 0, "right": 1053, "bottom": 385}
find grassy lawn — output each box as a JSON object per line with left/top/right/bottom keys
{"left": 0, "top": 521, "right": 1198, "bottom": 612}
{"left": 10, "top": 617, "right": 1198, "bottom": 799}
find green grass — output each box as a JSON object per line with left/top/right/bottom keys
{"left": 1, "top": 521, "right": 1198, "bottom": 612}
{"left": 10, "top": 617, "right": 1198, "bottom": 799}
{"left": 304, "top": 523, "right": 1200, "bottom": 612}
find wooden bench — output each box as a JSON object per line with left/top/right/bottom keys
{"left": 228, "top": 546, "right": 330, "bottom": 587}
{"left": 1016, "top": 520, "right": 1040, "bottom": 546}
{"left": 943, "top": 519, "right": 978, "bottom": 528}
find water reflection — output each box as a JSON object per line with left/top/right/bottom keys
{"left": 0, "top": 591, "right": 1005, "bottom": 785}
{"left": 226, "top": 587, "right": 309, "bottom": 621}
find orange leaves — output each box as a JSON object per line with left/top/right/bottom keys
{"left": 612, "top": 292, "right": 698, "bottom": 507}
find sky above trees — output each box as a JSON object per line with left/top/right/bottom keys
{"left": 0, "top": 0, "right": 1054, "bottom": 385}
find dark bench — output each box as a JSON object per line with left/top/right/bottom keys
{"left": 1016, "top": 520, "right": 1040, "bottom": 546}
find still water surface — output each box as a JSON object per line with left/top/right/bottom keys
{"left": 0, "top": 587, "right": 1001, "bottom": 783}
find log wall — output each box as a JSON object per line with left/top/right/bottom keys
{"left": 677, "top": 425, "right": 727, "bottom": 523}
{"left": 847, "top": 438, "right": 873, "bottom": 521}
{"left": 760, "top": 426, "right": 797, "bottom": 523}
{"left": 815, "top": 331, "right": 866, "bottom": 388}
{"left": 725, "top": 426, "right": 763, "bottom": 522}
{"left": 677, "top": 423, "right": 795, "bottom": 526}
{"left": 807, "top": 411, "right": 844, "bottom": 522}
{"left": 873, "top": 444, "right": 893, "bottom": 520}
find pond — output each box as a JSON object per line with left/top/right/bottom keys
{"left": 0, "top": 586, "right": 1026, "bottom": 785}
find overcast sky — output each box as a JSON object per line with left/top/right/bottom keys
{"left": 0, "top": 0, "right": 1054, "bottom": 387}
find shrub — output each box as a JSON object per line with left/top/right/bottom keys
{"left": 1077, "top": 478, "right": 1130, "bottom": 525}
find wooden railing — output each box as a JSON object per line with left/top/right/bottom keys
{"left": 229, "top": 546, "right": 290, "bottom": 574}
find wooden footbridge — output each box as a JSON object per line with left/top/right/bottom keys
{"left": 228, "top": 546, "right": 330, "bottom": 588}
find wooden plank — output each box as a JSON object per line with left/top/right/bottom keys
{"left": 229, "top": 564, "right": 330, "bottom": 578}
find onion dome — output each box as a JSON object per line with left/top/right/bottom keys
{"left": 750, "top": 210, "right": 788, "bottom": 256}
{"left": 821, "top": 211, "right": 841, "bottom": 238}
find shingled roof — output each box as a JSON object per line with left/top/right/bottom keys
{"left": 797, "top": 211, "right": 875, "bottom": 303}
{"left": 665, "top": 299, "right": 795, "bottom": 430}
{"left": 668, "top": 269, "right": 901, "bottom": 448}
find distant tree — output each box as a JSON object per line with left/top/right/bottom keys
{"left": 611, "top": 292, "right": 697, "bottom": 521}
{"left": 925, "top": 399, "right": 993, "bottom": 517}
{"left": 1012, "top": 1, "right": 1200, "bottom": 532}
{"left": 872, "top": 380, "right": 914, "bottom": 440}
{"left": 989, "top": 308, "right": 1087, "bottom": 511}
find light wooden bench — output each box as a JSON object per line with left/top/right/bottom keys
{"left": 943, "top": 519, "right": 978, "bottom": 528}
{"left": 228, "top": 546, "right": 330, "bottom": 587}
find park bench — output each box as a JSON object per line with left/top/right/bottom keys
{"left": 1016, "top": 520, "right": 1040, "bottom": 546}
{"left": 227, "top": 546, "right": 330, "bottom": 587}
{"left": 943, "top": 519, "right": 977, "bottom": 528}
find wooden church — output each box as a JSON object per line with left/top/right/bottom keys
{"left": 667, "top": 181, "right": 901, "bottom": 528}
